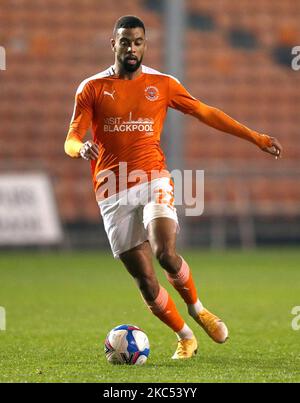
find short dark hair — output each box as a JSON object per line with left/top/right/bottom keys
{"left": 113, "top": 15, "right": 145, "bottom": 36}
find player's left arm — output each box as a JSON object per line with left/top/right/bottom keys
{"left": 194, "top": 103, "right": 283, "bottom": 159}
{"left": 168, "top": 77, "right": 283, "bottom": 159}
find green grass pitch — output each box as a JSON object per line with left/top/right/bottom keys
{"left": 0, "top": 249, "right": 299, "bottom": 383}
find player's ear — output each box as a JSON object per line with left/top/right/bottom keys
{"left": 110, "top": 38, "right": 116, "bottom": 52}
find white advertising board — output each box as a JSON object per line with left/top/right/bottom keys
{"left": 0, "top": 173, "right": 63, "bottom": 245}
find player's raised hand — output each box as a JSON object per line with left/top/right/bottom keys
{"left": 80, "top": 141, "right": 99, "bottom": 160}
{"left": 260, "top": 135, "right": 283, "bottom": 159}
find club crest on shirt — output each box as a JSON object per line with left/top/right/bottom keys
{"left": 145, "top": 86, "right": 159, "bottom": 101}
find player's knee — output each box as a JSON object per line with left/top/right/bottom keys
{"left": 156, "top": 248, "right": 177, "bottom": 271}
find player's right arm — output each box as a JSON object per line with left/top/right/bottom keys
{"left": 64, "top": 81, "right": 99, "bottom": 160}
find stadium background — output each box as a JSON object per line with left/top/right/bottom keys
{"left": 1, "top": 0, "right": 300, "bottom": 384}
{"left": 1, "top": 0, "right": 300, "bottom": 250}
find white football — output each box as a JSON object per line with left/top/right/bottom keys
{"left": 104, "top": 324, "right": 150, "bottom": 365}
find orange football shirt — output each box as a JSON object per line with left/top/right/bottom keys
{"left": 65, "top": 65, "right": 272, "bottom": 199}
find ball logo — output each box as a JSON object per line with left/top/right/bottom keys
{"left": 145, "top": 86, "right": 159, "bottom": 101}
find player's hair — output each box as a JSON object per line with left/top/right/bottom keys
{"left": 113, "top": 15, "right": 145, "bottom": 36}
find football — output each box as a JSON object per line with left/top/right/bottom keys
{"left": 104, "top": 324, "right": 150, "bottom": 365}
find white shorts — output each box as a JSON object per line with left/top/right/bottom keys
{"left": 98, "top": 177, "right": 179, "bottom": 258}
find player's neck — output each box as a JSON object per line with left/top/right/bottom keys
{"left": 112, "top": 64, "right": 143, "bottom": 80}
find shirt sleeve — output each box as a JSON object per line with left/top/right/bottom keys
{"left": 64, "top": 80, "right": 94, "bottom": 157}
{"left": 168, "top": 76, "right": 272, "bottom": 149}
{"left": 168, "top": 75, "right": 200, "bottom": 115}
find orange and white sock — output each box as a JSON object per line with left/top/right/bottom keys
{"left": 165, "top": 257, "right": 204, "bottom": 318}
{"left": 144, "top": 285, "right": 194, "bottom": 339}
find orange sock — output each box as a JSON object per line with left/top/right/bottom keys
{"left": 166, "top": 257, "right": 198, "bottom": 305}
{"left": 145, "top": 286, "right": 185, "bottom": 332}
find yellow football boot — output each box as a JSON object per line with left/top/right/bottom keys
{"left": 195, "top": 308, "right": 228, "bottom": 344}
{"left": 171, "top": 336, "right": 198, "bottom": 359}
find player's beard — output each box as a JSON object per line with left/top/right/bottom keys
{"left": 119, "top": 54, "right": 143, "bottom": 73}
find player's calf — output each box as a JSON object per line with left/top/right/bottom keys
{"left": 165, "top": 256, "right": 229, "bottom": 344}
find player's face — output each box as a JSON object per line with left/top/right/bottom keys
{"left": 112, "top": 27, "right": 146, "bottom": 72}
